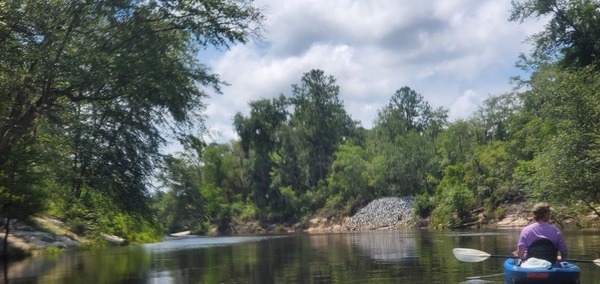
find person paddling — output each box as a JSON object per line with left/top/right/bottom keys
{"left": 516, "top": 202, "right": 568, "bottom": 265}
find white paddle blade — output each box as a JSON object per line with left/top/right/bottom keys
{"left": 594, "top": 259, "right": 600, "bottom": 267}
{"left": 453, "top": 248, "right": 492, "bottom": 262}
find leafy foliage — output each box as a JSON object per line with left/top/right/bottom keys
{"left": 517, "top": 66, "right": 600, "bottom": 210}
{"left": 4, "top": 0, "right": 600, "bottom": 238}
{"left": 289, "top": 70, "right": 357, "bottom": 190}
{"left": 0, "top": 0, "right": 264, "bottom": 240}
{"left": 322, "top": 144, "right": 371, "bottom": 216}
{"left": 155, "top": 0, "right": 600, "bottom": 231}
{"left": 510, "top": 0, "right": 600, "bottom": 69}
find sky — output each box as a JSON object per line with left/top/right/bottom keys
{"left": 198, "top": 0, "right": 547, "bottom": 143}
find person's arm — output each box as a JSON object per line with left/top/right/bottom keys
{"left": 558, "top": 247, "right": 567, "bottom": 260}
{"left": 517, "top": 230, "right": 527, "bottom": 260}
{"left": 557, "top": 234, "right": 568, "bottom": 260}
{"left": 517, "top": 248, "right": 526, "bottom": 259}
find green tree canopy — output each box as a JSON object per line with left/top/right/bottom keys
{"left": 510, "top": 0, "right": 600, "bottom": 69}
{"left": 233, "top": 96, "right": 289, "bottom": 212}
{"left": 0, "top": 0, "right": 263, "bottom": 226}
{"left": 510, "top": 0, "right": 600, "bottom": 218}
{"left": 0, "top": 0, "right": 263, "bottom": 161}
{"left": 289, "top": 69, "right": 357, "bottom": 189}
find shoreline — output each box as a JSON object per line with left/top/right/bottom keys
{"left": 3, "top": 201, "right": 598, "bottom": 257}
{"left": 1, "top": 216, "right": 123, "bottom": 258}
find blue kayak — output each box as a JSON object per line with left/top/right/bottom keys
{"left": 503, "top": 258, "right": 580, "bottom": 283}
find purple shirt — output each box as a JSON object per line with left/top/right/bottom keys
{"left": 518, "top": 222, "right": 568, "bottom": 257}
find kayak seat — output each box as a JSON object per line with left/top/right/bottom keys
{"left": 527, "top": 238, "right": 558, "bottom": 263}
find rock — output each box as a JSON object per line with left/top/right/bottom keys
{"left": 101, "top": 233, "right": 126, "bottom": 245}
{"left": 343, "top": 197, "right": 415, "bottom": 231}
{"left": 1, "top": 217, "right": 88, "bottom": 256}
{"left": 169, "top": 230, "right": 191, "bottom": 237}
{"left": 496, "top": 214, "right": 530, "bottom": 228}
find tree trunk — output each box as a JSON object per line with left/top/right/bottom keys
{"left": 2, "top": 217, "right": 10, "bottom": 260}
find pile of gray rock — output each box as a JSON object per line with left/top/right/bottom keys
{"left": 3, "top": 218, "right": 82, "bottom": 254}
{"left": 343, "top": 197, "right": 415, "bottom": 231}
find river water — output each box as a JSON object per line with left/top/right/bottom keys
{"left": 3, "top": 229, "right": 600, "bottom": 283}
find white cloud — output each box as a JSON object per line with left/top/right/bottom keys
{"left": 450, "top": 89, "right": 484, "bottom": 120}
{"left": 196, "top": 0, "right": 547, "bottom": 143}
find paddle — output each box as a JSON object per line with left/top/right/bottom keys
{"left": 452, "top": 248, "right": 600, "bottom": 266}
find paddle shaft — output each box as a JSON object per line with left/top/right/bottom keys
{"left": 486, "top": 254, "right": 516, "bottom": 259}
{"left": 486, "top": 254, "right": 596, "bottom": 264}
{"left": 563, "top": 258, "right": 599, "bottom": 264}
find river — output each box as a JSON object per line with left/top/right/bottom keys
{"left": 3, "top": 229, "right": 600, "bottom": 283}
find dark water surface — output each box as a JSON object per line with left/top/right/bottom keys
{"left": 3, "top": 229, "right": 600, "bottom": 283}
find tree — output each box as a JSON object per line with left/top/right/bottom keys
{"left": 518, "top": 66, "right": 600, "bottom": 216}
{"left": 508, "top": 0, "right": 600, "bottom": 219}
{"left": 202, "top": 143, "right": 234, "bottom": 200}
{"left": 0, "top": 142, "right": 46, "bottom": 257}
{"left": 0, "top": 1, "right": 263, "bottom": 222}
{"left": 0, "top": 0, "right": 263, "bottom": 163}
{"left": 322, "top": 143, "right": 371, "bottom": 216}
{"left": 370, "top": 87, "right": 447, "bottom": 196}
{"left": 437, "top": 120, "right": 476, "bottom": 167}
{"left": 233, "top": 96, "right": 288, "bottom": 217}
{"left": 432, "top": 164, "right": 475, "bottom": 227}
{"left": 471, "top": 94, "right": 520, "bottom": 143}
{"left": 289, "top": 69, "right": 356, "bottom": 189}
{"left": 510, "top": 0, "right": 600, "bottom": 70}
{"left": 374, "top": 86, "right": 446, "bottom": 141}
{"left": 156, "top": 154, "right": 208, "bottom": 233}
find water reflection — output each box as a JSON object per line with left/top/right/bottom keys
{"left": 1, "top": 230, "right": 599, "bottom": 283}
{"left": 444, "top": 232, "right": 514, "bottom": 237}
{"left": 143, "top": 235, "right": 275, "bottom": 252}
{"left": 349, "top": 231, "right": 417, "bottom": 262}
{"left": 3, "top": 247, "right": 152, "bottom": 283}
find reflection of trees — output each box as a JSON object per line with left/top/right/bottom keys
{"left": 3, "top": 246, "right": 152, "bottom": 282}
{"left": 9, "top": 232, "right": 600, "bottom": 283}
{"left": 4, "top": 254, "right": 65, "bottom": 281}
{"left": 350, "top": 231, "right": 417, "bottom": 262}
